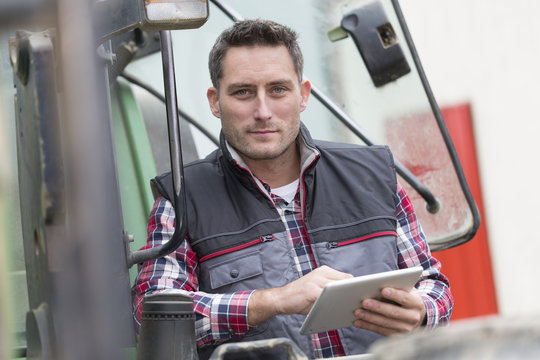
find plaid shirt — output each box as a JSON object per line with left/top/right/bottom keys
{"left": 132, "top": 181, "right": 452, "bottom": 357}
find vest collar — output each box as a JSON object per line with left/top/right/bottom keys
{"left": 219, "top": 122, "right": 320, "bottom": 189}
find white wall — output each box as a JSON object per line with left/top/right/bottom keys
{"left": 399, "top": 0, "right": 540, "bottom": 316}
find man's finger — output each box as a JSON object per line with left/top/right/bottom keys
{"left": 380, "top": 287, "right": 426, "bottom": 314}
{"left": 353, "top": 308, "right": 412, "bottom": 335}
{"left": 360, "top": 298, "right": 416, "bottom": 325}
{"left": 354, "top": 296, "right": 423, "bottom": 326}
{"left": 315, "top": 265, "right": 354, "bottom": 280}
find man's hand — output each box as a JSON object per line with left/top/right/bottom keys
{"left": 248, "top": 265, "right": 352, "bottom": 326}
{"left": 352, "top": 287, "right": 426, "bottom": 336}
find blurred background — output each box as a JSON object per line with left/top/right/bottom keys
{"left": 1, "top": 0, "right": 539, "bottom": 358}
{"left": 125, "top": 0, "right": 540, "bottom": 320}
{"left": 399, "top": 0, "right": 540, "bottom": 318}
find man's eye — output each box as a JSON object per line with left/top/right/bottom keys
{"left": 272, "top": 87, "right": 286, "bottom": 94}
{"left": 234, "top": 89, "right": 249, "bottom": 96}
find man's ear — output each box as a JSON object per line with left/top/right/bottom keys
{"left": 207, "top": 87, "right": 221, "bottom": 118}
{"left": 300, "top": 80, "right": 311, "bottom": 112}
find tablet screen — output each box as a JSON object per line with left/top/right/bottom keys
{"left": 299, "top": 266, "right": 423, "bottom": 335}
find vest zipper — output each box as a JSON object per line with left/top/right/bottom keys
{"left": 326, "top": 241, "right": 338, "bottom": 249}
{"left": 199, "top": 235, "right": 274, "bottom": 263}
{"left": 325, "top": 231, "right": 398, "bottom": 249}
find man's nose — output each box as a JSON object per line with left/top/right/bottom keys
{"left": 254, "top": 93, "right": 272, "bottom": 120}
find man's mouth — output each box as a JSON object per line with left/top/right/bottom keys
{"left": 251, "top": 129, "right": 277, "bottom": 135}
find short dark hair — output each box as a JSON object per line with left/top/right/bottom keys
{"left": 208, "top": 19, "right": 304, "bottom": 89}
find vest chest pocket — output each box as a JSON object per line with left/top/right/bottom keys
{"left": 313, "top": 232, "right": 399, "bottom": 277}
{"left": 207, "top": 250, "right": 263, "bottom": 290}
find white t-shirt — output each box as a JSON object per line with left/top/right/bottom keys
{"left": 271, "top": 179, "right": 299, "bottom": 204}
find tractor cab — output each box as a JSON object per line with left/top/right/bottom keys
{"left": 0, "top": 0, "right": 479, "bottom": 358}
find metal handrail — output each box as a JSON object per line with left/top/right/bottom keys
{"left": 309, "top": 83, "right": 440, "bottom": 213}
{"left": 128, "top": 30, "right": 188, "bottom": 267}
{"left": 120, "top": 71, "right": 219, "bottom": 147}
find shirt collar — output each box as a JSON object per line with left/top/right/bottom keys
{"left": 224, "top": 125, "right": 320, "bottom": 180}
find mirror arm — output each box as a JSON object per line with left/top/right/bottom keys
{"left": 210, "top": 0, "right": 243, "bottom": 21}
{"left": 128, "top": 30, "right": 188, "bottom": 267}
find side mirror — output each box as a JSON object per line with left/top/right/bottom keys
{"left": 94, "top": 0, "right": 209, "bottom": 40}
{"left": 140, "top": 0, "right": 209, "bottom": 30}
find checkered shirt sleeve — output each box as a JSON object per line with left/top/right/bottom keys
{"left": 395, "top": 183, "right": 453, "bottom": 328}
{"left": 131, "top": 196, "right": 253, "bottom": 348}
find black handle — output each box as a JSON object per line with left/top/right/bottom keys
{"left": 128, "top": 30, "right": 188, "bottom": 267}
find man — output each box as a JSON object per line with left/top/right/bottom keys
{"left": 133, "top": 19, "right": 452, "bottom": 359}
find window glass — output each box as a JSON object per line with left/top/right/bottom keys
{"left": 126, "top": 0, "right": 475, "bottom": 249}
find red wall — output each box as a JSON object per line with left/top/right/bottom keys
{"left": 436, "top": 103, "right": 498, "bottom": 320}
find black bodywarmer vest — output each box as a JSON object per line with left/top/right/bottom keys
{"left": 151, "top": 124, "right": 399, "bottom": 358}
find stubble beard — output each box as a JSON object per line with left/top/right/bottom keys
{"left": 224, "top": 122, "right": 300, "bottom": 163}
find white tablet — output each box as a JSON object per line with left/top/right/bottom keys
{"left": 299, "top": 266, "right": 423, "bottom": 335}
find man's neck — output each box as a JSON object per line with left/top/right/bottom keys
{"left": 241, "top": 147, "right": 300, "bottom": 189}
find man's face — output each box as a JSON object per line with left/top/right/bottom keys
{"left": 207, "top": 45, "right": 311, "bottom": 165}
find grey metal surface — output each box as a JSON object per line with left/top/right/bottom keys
{"left": 94, "top": 0, "right": 141, "bottom": 41}
{"left": 137, "top": 293, "right": 198, "bottom": 360}
{"left": 0, "top": 0, "right": 55, "bottom": 26}
{"left": 11, "top": 30, "right": 62, "bottom": 358}
{"left": 368, "top": 314, "right": 540, "bottom": 360}
{"left": 10, "top": 0, "right": 137, "bottom": 357}
{"left": 209, "top": 338, "right": 309, "bottom": 360}
{"left": 54, "top": 0, "right": 136, "bottom": 357}
{"left": 335, "top": 355, "right": 374, "bottom": 360}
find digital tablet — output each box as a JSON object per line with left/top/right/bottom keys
{"left": 299, "top": 266, "right": 423, "bottom": 335}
